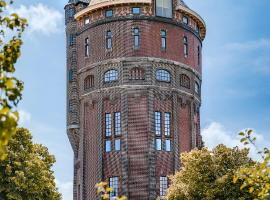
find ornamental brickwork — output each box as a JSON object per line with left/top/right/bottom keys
{"left": 65, "top": 0, "right": 206, "bottom": 199}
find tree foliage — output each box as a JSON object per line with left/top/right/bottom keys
{"left": 0, "top": 0, "right": 27, "bottom": 158}
{"left": 166, "top": 145, "right": 255, "bottom": 200}
{"left": 0, "top": 128, "right": 61, "bottom": 200}
{"left": 234, "top": 130, "right": 270, "bottom": 199}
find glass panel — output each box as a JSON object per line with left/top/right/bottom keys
{"left": 105, "top": 113, "right": 112, "bottom": 136}
{"left": 160, "top": 176, "right": 168, "bottom": 198}
{"left": 104, "top": 70, "right": 118, "bottom": 82}
{"left": 114, "top": 112, "right": 121, "bottom": 135}
{"left": 183, "top": 16, "right": 189, "bottom": 25}
{"left": 156, "top": 0, "right": 172, "bottom": 18}
{"left": 155, "top": 112, "right": 161, "bottom": 135}
{"left": 105, "top": 140, "right": 111, "bottom": 152}
{"left": 132, "top": 7, "right": 140, "bottom": 14}
{"left": 69, "top": 99, "right": 73, "bottom": 112}
{"left": 69, "top": 66, "right": 72, "bottom": 81}
{"left": 156, "top": 138, "right": 162, "bottom": 151}
{"left": 156, "top": 70, "right": 171, "bottom": 82}
{"left": 165, "top": 139, "right": 171, "bottom": 152}
{"left": 164, "top": 113, "right": 170, "bottom": 136}
{"left": 115, "top": 139, "right": 121, "bottom": 151}
{"left": 109, "top": 177, "right": 119, "bottom": 198}
{"left": 105, "top": 10, "right": 113, "bottom": 17}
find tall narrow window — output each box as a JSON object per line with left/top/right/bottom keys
{"left": 180, "top": 74, "right": 190, "bottom": 89}
{"left": 84, "top": 75, "right": 94, "bottom": 90}
{"left": 156, "top": 138, "right": 162, "bottom": 151}
{"left": 165, "top": 139, "right": 171, "bottom": 152}
{"left": 198, "top": 46, "right": 201, "bottom": 66}
{"left": 164, "top": 112, "right": 171, "bottom": 136}
{"left": 105, "top": 9, "right": 113, "bottom": 18}
{"left": 69, "top": 65, "right": 72, "bottom": 82}
{"left": 109, "top": 177, "right": 119, "bottom": 198}
{"left": 183, "top": 36, "right": 188, "bottom": 57}
{"left": 156, "top": 69, "right": 171, "bottom": 82}
{"left": 104, "top": 69, "right": 118, "bottom": 82}
{"left": 69, "top": 99, "right": 73, "bottom": 112}
{"left": 156, "top": 0, "right": 172, "bottom": 18}
{"left": 133, "top": 28, "right": 139, "bottom": 49}
{"left": 160, "top": 176, "right": 168, "bottom": 199}
{"left": 105, "top": 140, "right": 111, "bottom": 152}
{"left": 161, "top": 30, "right": 166, "bottom": 49}
{"left": 105, "top": 113, "right": 112, "bottom": 137}
{"left": 115, "top": 139, "right": 121, "bottom": 151}
{"left": 155, "top": 112, "right": 161, "bottom": 135}
{"left": 106, "top": 31, "right": 112, "bottom": 49}
{"left": 69, "top": 34, "right": 74, "bottom": 46}
{"left": 114, "top": 112, "right": 121, "bottom": 135}
{"left": 195, "top": 82, "right": 200, "bottom": 94}
{"left": 85, "top": 37, "right": 89, "bottom": 57}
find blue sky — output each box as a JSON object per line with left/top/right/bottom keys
{"left": 11, "top": 0, "right": 270, "bottom": 199}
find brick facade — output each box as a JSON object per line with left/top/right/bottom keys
{"left": 65, "top": 0, "right": 206, "bottom": 199}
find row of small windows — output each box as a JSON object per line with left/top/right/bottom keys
{"left": 80, "top": 69, "right": 200, "bottom": 94}
{"left": 107, "top": 176, "right": 168, "bottom": 199}
{"left": 78, "top": 30, "right": 200, "bottom": 64}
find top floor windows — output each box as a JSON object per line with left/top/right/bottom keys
{"left": 104, "top": 69, "right": 118, "bottom": 83}
{"left": 156, "top": 0, "right": 172, "bottom": 18}
{"left": 132, "top": 7, "right": 141, "bottom": 15}
{"left": 183, "top": 36, "right": 188, "bottom": 57}
{"left": 105, "top": 9, "right": 113, "bottom": 18}
{"left": 161, "top": 30, "right": 166, "bottom": 49}
{"left": 84, "top": 17, "right": 90, "bottom": 25}
{"left": 182, "top": 16, "right": 189, "bottom": 25}
{"left": 106, "top": 31, "right": 112, "bottom": 49}
{"left": 156, "top": 69, "right": 171, "bottom": 82}
{"left": 85, "top": 37, "right": 89, "bottom": 57}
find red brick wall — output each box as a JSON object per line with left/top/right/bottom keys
{"left": 178, "top": 103, "right": 191, "bottom": 153}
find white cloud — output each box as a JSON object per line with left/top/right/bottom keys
{"left": 18, "top": 109, "right": 31, "bottom": 126}
{"left": 56, "top": 180, "right": 73, "bottom": 200}
{"left": 8, "top": 3, "right": 63, "bottom": 35}
{"left": 202, "top": 122, "right": 270, "bottom": 161}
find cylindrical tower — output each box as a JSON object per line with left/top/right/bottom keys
{"left": 65, "top": 0, "right": 206, "bottom": 199}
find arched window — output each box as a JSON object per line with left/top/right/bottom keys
{"left": 195, "top": 81, "right": 200, "bottom": 94}
{"left": 104, "top": 69, "right": 118, "bottom": 82}
{"left": 84, "top": 75, "right": 94, "bottom": 90}
{"left": 183, "top": 36, "right": 188, "bottom": 57}
{"left": 180, "top": 74, "right": 190, "bottom": 89}
{"left": 156, "top": 69, "right": 171, "bottom": 82}
{"left": 129, "top": 67, "right": 145, "bottom": 80}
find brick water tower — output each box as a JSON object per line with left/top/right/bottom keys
{"left": 65, "top": 0, "right": 206, "bottom": 199}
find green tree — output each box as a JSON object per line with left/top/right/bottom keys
{"left": 234, "top": 130, "right": 270, "bottom": 199}
{"left": 0, "top": 128, "right": 61, "bottom": 200}
{"left": 166, "top": 145, "right": 255, "bottom": 200}
{"left": 0, "top": 0, "right": 27, "bottom": 158}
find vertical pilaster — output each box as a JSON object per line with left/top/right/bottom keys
{"left": 172, "top": 93, "right": 180, "bottom": 171}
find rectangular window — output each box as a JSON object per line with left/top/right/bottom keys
{"left": 132, "top": 7, "right": 141, "bottom": 14}
{"left": 182, "top": 16, "right": 189, "bottom": 25}
{"left": 69, "top": 65, "right": 73, "bottom": 81}
{"left": 114, "top": 112, "right": 121, "bottom": 135}
{"left": 134, "top": 28, "right": 139, "bottom": 49}
{"left": 69, "top": 34, "right": 74, "bottom": 46}
{"left": 155, "top": 112, "right": 161, "bottom": 135}
{"left": 183, "top": 36, "right": 188, "bottom": 57}
{"left": 84, "top": 17, "right": 90, "bottom": 25}
{"left": 106, "top": 31, "right": 112, "bottom": 49}
{"left": 105, "top": 140, "right": 111, "bottom": 152}
{"left": 156, "top": 138, "right": 162, "bottom": 151}
{"left": 165, "top": 139, "right": 171, "bottom": 152}
{"left": 85, "top": 37, "right": 89, "bottom": 57}
{"left": 109, "top": 177, "right": 119, "bottom": 198}
{"left": 69, "top": 99, "right": 73, "bottom": 112}
{"left": 160, "top": 176, "right": 168, "bottom": 199}
{"left": 156, "top": 0, "right": 172, "bottom": 18}
{"left": 161, "top": 30, "right": 166, "bottom": 49}
{"left": 105, "top": 9, "right": 113, "bottom": 18}
{"left": 115, "top": 139, "right": 121, "bottom": 151}
{"left": 105, "top": 113, "right": 112, "bottom": 137}
{"left": 164, "top": 112, "right": 171, "bottom": 136}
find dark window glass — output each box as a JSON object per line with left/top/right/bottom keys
{"left": 134, "top": 28, "right": 139, "bottom": 48}
{"left": 69, "top": 65, "right": 72, "bottom": 81}
{"left": 69, "top": 99, "right": 73, "bottom": 112}
{"left": 106, "top": 31, "right": 112, "bottom": 49}
{"left": 183, "top": 36, "right": 188, "bottom": 57}
{"left": 132, "top": 7, "right": 141, "bottom": 14}
{"left": 114, "top": 112, "right": 121, "bottom": 135}
{"left": 156, "top": 69, "right": 171, "bottom": 82}
{"left": 155, "top": 112, "right": 161, "bottom": 135}
{"left": 84, "top": 75, "right": 94, "bottom": 90}
{"left": 105, "top": 9, "right": 113, "bottom": 17}
{"left": 129, "top": 67, "right": 145, "bottom": 80}
{"left": 105, "top": 113, "right": 112, "bottom": 137}
{"left": 165, "top": 139, "right": 171, "bottom": 152}
{"left": 109, "top": 177, "right": 119, "bottom": 197}
{"left": 105, "top": 140, "right": 111, "bottom": 152}
{"left": 69, "top": 34, "right": 73, "bottom": 46}
{"left": 195, "top": 82, "right": 200, "bottom": 94}
{"left": 104, "top": 69, "right": 118, "bottom": 82}
{"left": 156, "top": 138, "right": 162, "bottom": 151}
{"left": 180, "top": 74, "right": 190, "bottom": 89}
{"left": 161, "top": 30, "right": 166, "bottom": 49}
{"left": 160, "top": 176, "right": 168, "bottom": 198}
{"left": 115, "top": 139, "right": 121, "bottom": 151}
{"left": 156, "top": 0, "right": 172, "bottom": 18}
{"left": 182, "top": 16, "right": 189, "bottom": 25}
{"left": 85, "top": 37, "right": 89, "bottom": 57}
{"left": 164, "top": 113, "right": 171, "bottom": 136}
